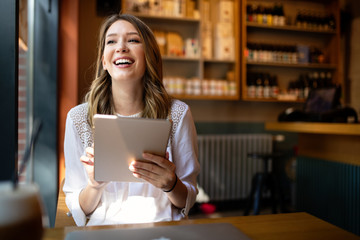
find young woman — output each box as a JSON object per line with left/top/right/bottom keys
{"left": 63, "top": 14, "right": 200, "bottom": 226}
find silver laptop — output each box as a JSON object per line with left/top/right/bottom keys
{"left": 65, "top": 222, "right": 251, "bottom": 240}
{"left": 94, "top": 114, "right": 171, "bottom": 182}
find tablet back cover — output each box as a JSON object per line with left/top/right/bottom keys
{"left": 94, "top": 114, "right": 171, "bottom": 182}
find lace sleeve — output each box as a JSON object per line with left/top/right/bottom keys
{"left": 63, "top": 105, "right": 92, "bottom": 226}
{"left": 169, "top": 100, "right": 200, "bottom": 217}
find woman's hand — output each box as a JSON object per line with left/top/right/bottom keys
{"left": 129, "top": 152, "right": 188, "bottom": 208}
{"left": 80, "top": 146, "right": 107, "bottom": 189}
{"left": 79, "top": 146, "right": 108, "bottom": 215}
{"left": 129, "top": 152, "right": 177, "bottom": 192}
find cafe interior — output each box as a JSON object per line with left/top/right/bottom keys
{"left": 1, "top": 0, "right": 360, "bottom": 239}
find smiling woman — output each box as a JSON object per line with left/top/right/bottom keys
{"left": 62, "top": 14, "right": 200, "bottom": 227}
{"left": 101, "top": 20, "right": 145, "bottom": 89}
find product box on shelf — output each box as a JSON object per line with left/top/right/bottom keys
{"left": 166, "top": 32, "right": 184, "bottom": 57}
{"left": 215, "top": 22, "right": 233, "bottom": 39}
{"left": 218, "top": 0, "right": 234, "bottom": 23}
{"left": 154, "top": 30, "right": 166, "bottom": 56}
{"left": 297, "top": 45, "right": 309, "bottom": 64}
{"left": 215, "top": 37, "right": 235, "bottom": 60}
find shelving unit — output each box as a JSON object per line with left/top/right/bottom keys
{"left": 123, "top": 0, "right": 240, "bottom": 100}
{"left": 241, "top": 0, "right": 341, "bottom": 103}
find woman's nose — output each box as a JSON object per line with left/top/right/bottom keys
{"left": 116, "top": 41, "right": 129, "bottom": 53}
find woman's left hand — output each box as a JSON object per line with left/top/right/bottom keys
{"left": 129, "top": 152, "right": 177, "bottom": 192}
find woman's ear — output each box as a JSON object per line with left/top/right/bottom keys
{"left": 102, "top": 55, "right": 107, "bottom": 70}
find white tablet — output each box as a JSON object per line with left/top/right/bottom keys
{"left": 93, "top": 114, "right": 171, "bottom": 182}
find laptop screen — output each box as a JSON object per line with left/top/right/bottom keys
{"left": 65, "top": 223, "right": 251, "bottom": 240}
{"left": 304, "top": 87, "right": 338, "bottom": 113}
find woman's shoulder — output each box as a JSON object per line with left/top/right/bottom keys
{"left": 169, "top": 99, "right": 190, "bottom": 132}
{"left": 170, "top": 99, "right": 189, "bottom": 115}
{"left": 67, "top": 103, "right": 93, "bottom": 147}
{"left": 68, "top": 103, "right": 88, "bottom": 121}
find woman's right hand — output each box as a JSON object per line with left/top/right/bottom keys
{"left": 79, "top": 146, "right": 107, "bottom": 215}
{"left": 80, "top": 146, "right": 106, "bottom": 188}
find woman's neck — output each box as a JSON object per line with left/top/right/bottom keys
{"left": 111, "top": 83, "right": 144, "bottom": 116}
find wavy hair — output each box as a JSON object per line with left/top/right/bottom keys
{"left": 85, "top": 14, "right": 172, "bottom": 127}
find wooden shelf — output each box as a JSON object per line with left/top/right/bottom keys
{"left": 242, "top": 0, "right": 341, "bottom": 103}
{"left": 242, "top": 97, "right": 305, "bottom": 103}
{"left": 126, "top": 12, "right": 200, "bottom": 23}
{"left": 204, "top": 59, "right": 236, "bottom": 64}
{"left": 124, "top": 1, "right": 240, "bottom": 101}
{"left": 247, "top": 61, "right": 337, "bottom": 70}
{"left": 170, "top": 94, "right": 239, "bottom": 101}
{"left": 247, "top": 22, "right": 337, "bottom": 34}
{"left": 162, "top": 56, "right": 200, "bottom": 62}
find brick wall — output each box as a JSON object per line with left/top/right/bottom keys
{"left": 18, "top": 45, "right": 27, "bottom": 182}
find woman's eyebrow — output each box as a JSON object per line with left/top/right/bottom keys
{"left": 106, "top": 32, "right": 139, "bottom": 38}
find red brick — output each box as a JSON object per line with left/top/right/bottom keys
{"left": 18, "top": 100, "right": 27, "bottom": 108}
{"left": 19, "top": 57, "right": 26, "bottom": 66}
{"left": 18, "top": 89, "right": 27, "bottom": 98}
{"left": 18, "top": 68, "right": 26, "bottom": 76}
{"left": 18, "top": 121, "right": 26, "bottom": 130}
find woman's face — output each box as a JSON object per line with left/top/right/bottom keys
{"left": 102, "top": 20, "right": 146, "bottom": 85}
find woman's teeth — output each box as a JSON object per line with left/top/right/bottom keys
{"left": 115, "top": 59, "right": 133, "bottom": 65}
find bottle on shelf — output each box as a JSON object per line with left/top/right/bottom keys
{"left": 301, "top": 74, "right": 310, "bottom": 99}
{"left": 246, "top": 3, "right": 287, "bottom": 27}
{"left": 312, "top": 72, "right": 319, "bottom": 89}
{"left": 247, "top": 43, "right": 303, "bottom": 64}
{"left": 325, "top": 72, "right": 333, "bottom": 87}
{"left": 248, "top": 82, "right": 256, "bottom": 98}
{"left": 270, "top": 75, "right": 279, "bottom": 98}
{"left": 297, "top": 75, "right": 305, "bottom": 100}
{"left": 255, "top": 73, "right": 264, "bottom": 98}
{"left": 295, "top": 9, "right": 304, "bottom": 28}
{"left": 266, "top": 7, "right": 273, "bottom": 26}
{"left": 273, "top": 3, "right": 285, "bottom": 26}
{"left": 246, "top": 73, "right": 256, "bottom": 98}
{"left": 257, "top": 5, "right": 264, "bottom": 25}
{"left": 246, "top": 4, "right": 253, "bottom": 22}
{"left": 294, "top": 9, "right": 336, "bottom": 31}
{"left": 263, "top": 74, "right": 271, "bottom": 98}
{"left": 319, "top": 72, "right": 326, "bottom": 88}
{"left": 327, "top": 14, "right": 336, "bottom": 30}
{"left": 251, "top": 4, "right": 258, "bottom": 23}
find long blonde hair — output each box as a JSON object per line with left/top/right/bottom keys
{"left": 85, "top": 14, "right": 172, "bottom": 127}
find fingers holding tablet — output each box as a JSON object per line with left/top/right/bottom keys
{"left": 129, "top": 152, "right": 176, "bottom": 190}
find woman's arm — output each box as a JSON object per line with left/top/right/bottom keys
{"left": 129, "top": 152, "right": 188, "bottom": 208}
{"left": 78, "top": 146, "right": 108, "bottom": 215}
{"left": 63, "top": 106, "right": 107, "bottom": 225}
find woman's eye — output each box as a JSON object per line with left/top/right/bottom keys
{"left": 129, "top": 39, "right": 140, "bottom": 43}
{"left": 106, "top": 40, "right": 115, "bottom": 45}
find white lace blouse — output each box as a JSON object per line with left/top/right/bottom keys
{"left": 63, "top": 99, "right": 200, "bottom": 226}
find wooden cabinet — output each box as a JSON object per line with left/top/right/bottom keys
{"left": 241, "top": 0, "right": 341, "bottom": 103}
{"left": 123, "top": 0, "right": 240, "bottom": 100}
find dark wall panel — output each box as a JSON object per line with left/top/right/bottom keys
{"left": 0, "top": 0, "right": 18, "bottom": 181}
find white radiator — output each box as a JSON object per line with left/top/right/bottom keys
{"left": 197, "top": 134, "right": 273, "bottom": 201}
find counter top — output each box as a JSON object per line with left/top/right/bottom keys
{"left": 43, "top": 212, "right": 360, "bottom": 240}
{"left": 265, "top": 122, "right": 360, "bottom": 135}
{"left": 266, "top": 122, "right": 360, "bottom": 166}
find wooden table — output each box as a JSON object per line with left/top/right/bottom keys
{"left": 43, "top": 212, "right": 359, "bottom": 240}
